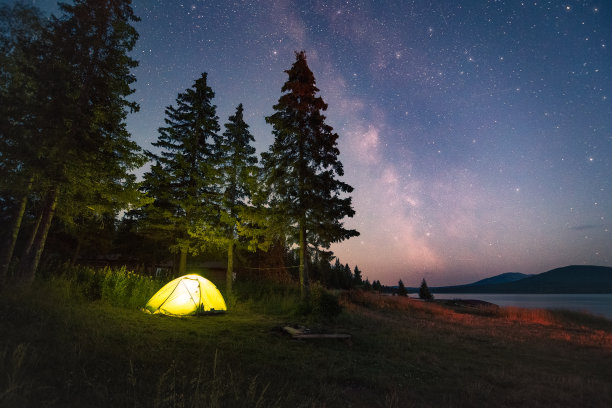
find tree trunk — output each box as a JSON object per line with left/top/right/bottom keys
{"left": 19, "top": 186, "right": 59, "bottom": 286}
{"left": 70, "top": 232, "right": 83, "bottom": 267}
{"left": 0, "top": 177, "right": 33, "bottom": 285}
{"left": 226, "top": 240, "right": 234, "bottom": 295}
{"left": 299, "top": 221, "right": 309, "bottom": 299}
{"left": 178, "top": 248, "right": 187, "bottom": 275}
{"left": 23, "top": 206, "right": 44, "bottom": 259}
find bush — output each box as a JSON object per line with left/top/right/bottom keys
{"left": 234, "top": 280, "right": 342, "bottom": 319}
{"left": 309, "top": 283, "right": 342, "bottom": 320}
{"left": 232, "top": 279, "right": 302, "bottom": 315}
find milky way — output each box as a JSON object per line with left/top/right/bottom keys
{"left": 29, "top": 0, "right": 611, "bottom": 285}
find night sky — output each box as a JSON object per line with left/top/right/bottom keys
{"left": 29, "top": 0, "right": 611, "bottom": 286}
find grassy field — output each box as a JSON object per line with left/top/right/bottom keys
{"left": 1, "top": 269, "right": 611, "bottom": 407}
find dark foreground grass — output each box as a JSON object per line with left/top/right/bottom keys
{"left": 1, "top": 280, "right": 611, "bottom": 407}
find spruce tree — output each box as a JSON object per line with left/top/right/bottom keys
{"left": 353, "top": 265, "right": 363, "bottom": 286}
{"left": 372, "top": 280, "right": 382, "bottom": 292}
{"left": 190, "top": 103, "right": 258, "bottom": 294}
{"left": 419, "top": 279, "right": 434, "bottom": 301}
{"left": 343, "top": 263, "right": 353, "bottom": 289}
{"left": 262, "top": 51, "right": 359, "bottom": 298}
{"left": 143, "top": 73, "right": 220, "bottom": 274}
{"left": 397, "top": 279, "right": 408, "bottom": 296}
{"left": 0, "top": 3, "right": 45, "bottom": 283}
{"left": 8, "top": 0, "right": 144, "bottom": 284}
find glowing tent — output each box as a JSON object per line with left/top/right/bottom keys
{"left": 144, "top": 274, "right": 227, "bottom": 316}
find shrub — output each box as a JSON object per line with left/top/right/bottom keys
{"left": 233, "top": 279, "right": 302, "bottom": 315}
{"left": 309, "top": 283, "right": 342, "bottom": 320}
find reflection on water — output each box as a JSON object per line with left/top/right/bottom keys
{"left": 431, "top": 293, "right": 612, "bottom": 320}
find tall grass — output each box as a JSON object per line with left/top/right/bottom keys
{"left": 0, "top": 343, "right": 36, "bottom": 408}
{"left": 231, "top": 279, "right": 302, "bottom": 315}
{"left": 153, "top": 350, "right": 280, "bottom": 408}
{"left": 46, "top": 264, "right": 163, "bottom": 309}
{"left": 37, "top": 264, "right": 345, "bottom": 323}
{"left": 232, "top": 279, "right": 342, "bottom": 320}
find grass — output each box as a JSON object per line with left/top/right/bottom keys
{"left": 1, "top": 270, "right": 611, "bottom": 407}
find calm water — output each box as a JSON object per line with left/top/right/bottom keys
{"left": 432, "top": 293, "right": 612, "bottom": 320}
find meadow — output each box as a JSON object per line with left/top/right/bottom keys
{"left": 1, "top": 266, "right": 611, "bottom": 407}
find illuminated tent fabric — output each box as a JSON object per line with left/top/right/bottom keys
{"left": 144, "top": 274, "right": 227, "bottom": 316}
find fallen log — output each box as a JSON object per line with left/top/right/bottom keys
{"left": 282, "top": 325, "right": 351, "bottom": 340}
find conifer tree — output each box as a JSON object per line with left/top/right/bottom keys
{"left": 190, "top": 104, "right": 258, "bottom": 294}
{"left": 262, "top": 51, "right": 359, "bottom": 298}
{"left": 143, "top": 73, "right": 220, "bottom": 274}
{"left": 419, "top": 278, "right": 434, "bottom": 301}
{"left": 0, "top": 3, "right": 45, "bottom": 283}
{"left": 343, "top": 263, "right": 353, "bottom": 289}
{"left": 353, "top": 265, "right": 363, "bottom": 286}
{"left": 397, "top": 279, "right": 408, "bottom": 296}
{"left": 372, "top": 280, "right": 383, "bottom": 292}
{"left": 7, "top": 0, "right": 144, "bottom": 284}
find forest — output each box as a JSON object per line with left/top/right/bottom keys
{"left": 0, "top": 1, "right": 380, "bottom": 296}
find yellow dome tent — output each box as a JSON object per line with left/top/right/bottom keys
{"left": 144, "top": 274, "right": 227, "bottom": 316}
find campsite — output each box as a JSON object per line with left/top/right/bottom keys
{"left": 2, "top": 1, "right": 612, "bottom": 407}
{"left": 1, "top": 266, "right": 611, "bottom": 407}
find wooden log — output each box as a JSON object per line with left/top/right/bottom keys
{"left": 282, "top": 326, "right": 351, "bottom": 340}
{"left": 292, "top": 333, "right": 352, "bottom": 340}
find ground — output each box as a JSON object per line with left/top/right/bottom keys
{"left": 1, "top": 282, "right": 611, "bottom": 407}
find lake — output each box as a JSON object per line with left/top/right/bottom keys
{"left": 431, "top": 293, "right": 612, "bottom": 320}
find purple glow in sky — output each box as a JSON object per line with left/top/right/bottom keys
{"left": 28, "top": 0, "right": 611, "bottom": 285}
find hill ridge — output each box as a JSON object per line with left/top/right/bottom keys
{"left": 430, "top": 265, "right": 612, "bottom": 294}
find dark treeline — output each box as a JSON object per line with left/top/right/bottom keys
{"left": 0, "top": 1, "right": 361, "bottom": 296}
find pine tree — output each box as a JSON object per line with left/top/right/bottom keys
{"left": 262, "top": 51, "right": 359, "bottom": 298}
{"left": 372, "top": 280, "right": 382, "bottom": 292}
{"left": 9, "top": 0, "right": 144, "bottom": 284}
{"left": 218, "top": 104, "right": 258, "bottom": 294}
{"left": 329, "top": 258, "right": 342, "bottom": 289}
{"left": 419, "top": 278, "right": 434, "bottom": 301}
{"left": 190, "top": 103, "right": 258, "bottom": 294}
{"left": 397, "top": 279, "right": 408, "bottom": 296}
{"left": 0, "top": 3, "right": 45, "bottom": 283}
{"left": 342, "top": 263, "right": 353, "bottom": 289}
{"left": 142, "top": 73, "right": 220, "bottom": 274}
{"left": 353, "top": 265, "right": 363, "bottom": 286}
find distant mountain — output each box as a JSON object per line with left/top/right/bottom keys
{"left": 430, "top": 272, "right": 531, "bottom": 293}
{"left": 431, "top": 265, "right": 612, "bottom": 294}
{"left": 470, "top": 272, "right": 532, "bottom": 286}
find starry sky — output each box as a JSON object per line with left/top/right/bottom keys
{"left": 28, "top": 0, "right": 611, "bottom": 286}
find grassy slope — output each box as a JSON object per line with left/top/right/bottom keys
{"left": 1, "top": 284, "right": 611, "bottom": 408}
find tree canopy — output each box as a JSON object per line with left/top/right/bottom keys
{"left": 1, "top": 3, "right": 364, "bottom": 294}
{"left": 142, "top": 73, "right": 221, "bottom": 274}
{"left": 0, "top": 0, "right": 144, "bottom": 285}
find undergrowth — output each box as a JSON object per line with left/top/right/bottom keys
{"left": 36, "top": 264, "right": 343, "bottom": 322}
{"left": 46, "top": 264, "right": 164, "bottom": 309}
